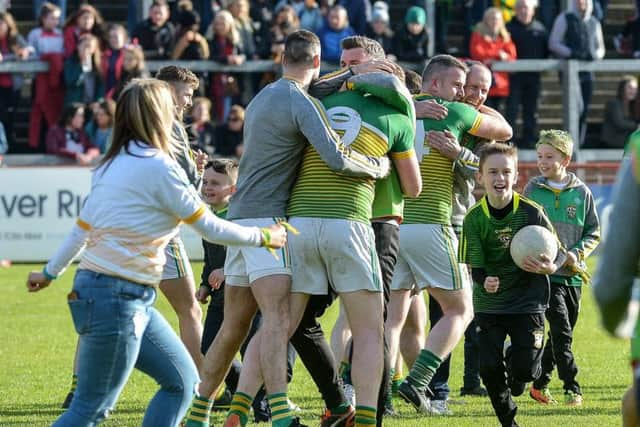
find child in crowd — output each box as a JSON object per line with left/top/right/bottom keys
{"left": 62, "top": 3, "right": 104, "bottom": 58}
{"left": 524, "top": 130, "right": 600, "bottom": 406}
{"left": 393, "top": 6, "right": 429, "bottom": 62}
{"left": 102, "top": 23, "right": 127, "bottom": 94}
{"left": 45, "top": 103, "right": 99, "bottom": 165}
{"left": 0, "top": 11, "right": 30, "bottom": 147}
{"left": 63, "top": 33, "right": 104, "bottom": 106}
{"left": 27, "top": 2, "right": 64, "bottom": 149}
{"left": 85, "top": 99, "right": 115, "bottom": 153}
{"left": 188, "top": 97, "right": 216, "bottom": 155}
{"left": 109, "top": 44, "right": 149, "bottom": 100}
{"left": 460, "top": 143, "right": 567, "bottom": 427}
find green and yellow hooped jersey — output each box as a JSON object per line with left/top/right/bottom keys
{"left": 404, "top": 94, "right": 482, "bottom": 225}
{"left": 287, "top": 90, "right": 415, "bottom": 224}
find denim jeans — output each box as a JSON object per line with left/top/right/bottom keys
{"left": 53, "top": 270, "right": 199, "bottom": 427}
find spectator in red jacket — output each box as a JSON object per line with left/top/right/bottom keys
{"left": 102, "top": 24, "right": 127, "bottom": 94}
{"left": 470, "top": 7, "right": 517, "bottom": 112}
{"left": 27, "top": 2, "right": 65, "bottom": 150}
{"left": 46, "top": 103, "right": 99, "bottom": 164}
{"left": 0, "top": 11, "right": 30, "bottom": 148}
{"left": 62, "top": 4, "right": 105, "bottom": 59}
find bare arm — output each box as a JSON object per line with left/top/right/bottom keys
{"left": 392, "top": 154, "right": 421, "bottom": 197}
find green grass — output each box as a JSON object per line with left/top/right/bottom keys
{"left": 0, "top": 260, "right": 629, "bottom": 426}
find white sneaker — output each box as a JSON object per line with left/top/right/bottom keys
{"left": 429, "top": 399, "right": 452, "bottom": 416}
{"left": 343, "top": 383, "right": 356, "bottom": 407}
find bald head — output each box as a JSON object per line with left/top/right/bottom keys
{"left": 464, "top": 63, "right": 492, "bottom": 109}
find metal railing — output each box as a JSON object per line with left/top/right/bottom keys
{"left": 2, "top": 57, "right": 635, "bottom": 161}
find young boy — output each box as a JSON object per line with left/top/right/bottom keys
{"left": 192, "top": 159, "right": 241, "bottom": 420}
{"left": 189, "top": 160, "right": 297, "bottom": 425}
{"left": 459, "top": 143, "right": 566, "bottom": 427}
{"left": 524, "top": 130, "right": 600, "bottom": 406}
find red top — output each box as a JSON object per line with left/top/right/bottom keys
{"left": 469, "top": 31, "right": 517, "bottom": 98}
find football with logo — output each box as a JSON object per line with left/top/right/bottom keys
{"left": 509, "top": 225, "right": 558, "bottom": 270}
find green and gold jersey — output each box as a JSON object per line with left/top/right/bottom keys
{"left": 404, "top": 94, "right": 482, "bottom": 225}
{"left": 459, "top": 193, "right": 554, "bottom": 314}
{"left": 287, "top": 90, "right": 414, "bottom": 224}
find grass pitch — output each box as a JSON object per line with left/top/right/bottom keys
{"left": 0, "top": 260, "right": 628, "bottom": 426}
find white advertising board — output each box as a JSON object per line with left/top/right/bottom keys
{"left": 0, "top": 167, "right": 204, "bottom": 262}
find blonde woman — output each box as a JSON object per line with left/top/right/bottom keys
{"left": 469, "top": 7, "right": 517, "bottom": 111}
{"left": 207, "top": 10, "right": 245, "bottom": 121}
{"left": 26, "top": 78, "right": 286, "bottom": 427}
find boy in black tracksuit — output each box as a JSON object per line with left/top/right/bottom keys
{"left": 460, "top": 143, "right": 567, "bottom": 427}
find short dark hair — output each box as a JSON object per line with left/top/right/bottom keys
{"left": 205, "top": 158, "right": 239, "bottom": 183}
{"left": 156, "top": 65, "right": 200, "bottom": 89}
{"left": 404, "top": 69, "right": 422, "bottom": 94}
{"left": 283, "top": 30, "right": 320, "bottom": 67}
{"left": 422, "top": 54, "right": 468, "bottom": 83}
{"left": 151, "top": 0, "right": 169, "bottom": 8}
{"left": 478, "top": 142, "right": 518, "bottom": 172}
{"left": 60, "top": 103, "right": 84, "bottom": 127}
{"left": 340, "top": 36, "right": 385, "bottom": 60}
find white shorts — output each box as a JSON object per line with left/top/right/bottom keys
{"left": 224, "top": 217, "right": 291, "bottom": 286}
{"left": 391, "top": 224, "right": 470, "bottom": 291}
{"left": 161, "top": 236, "right": 193, "bottom": 281}
{"left": 288, "top": 217, "right": 382, "bottom": 295}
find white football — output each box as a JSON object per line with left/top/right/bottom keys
{"left": 509, "top": 225, "right": 558, "bottom": 270}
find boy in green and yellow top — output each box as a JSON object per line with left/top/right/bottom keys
{"left": 460, "top": 143, "right": 567, "bottom": 427}
{"left": 524, "top": 130, "right": 601, "bottom": 407}
{"left": 388, "top": 55, "right": 513, "bottom": 414}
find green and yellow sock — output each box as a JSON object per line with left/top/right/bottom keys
{"left": 355, "top": 405, "right": 376, "bottom": 426}
{"left": 407, "top": 349, "right": 442, "bottom": 392}
{"left": 227, "top": 391, "right": 252, "bottom": 426}
{"left": 391, "top": 368, "right": 402, "bottom": 395}
{"left": 184, "top": 394, "right": 214, "bottom": 427}
{"left": 340, "top": 361, "right": 352, "bottom": 384}
{"left": 268, "top": 392, "right": 293, "bottom": 427}
{"left": 70, "top": 374, "right": 78, "bottom": 393}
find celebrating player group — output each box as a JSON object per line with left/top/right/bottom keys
{"left": 28, "top": 29, "right": 611, "bottom": 427}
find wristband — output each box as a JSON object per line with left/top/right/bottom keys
{"left": 260, "top": 228, "right": 272, "bottom": 248}
{"left": 42, "top": 266, "right": 57, "bottom": 281}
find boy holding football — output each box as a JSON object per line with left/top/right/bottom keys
{"left": 459, "top": 143, "right": 566, "bottom": 427}
{"left": 524, "top": 130, "right": 600, "bottom": 406}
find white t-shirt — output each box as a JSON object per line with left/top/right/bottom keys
{"left": 47, "top": 141, "right": 262, "bottom": 285}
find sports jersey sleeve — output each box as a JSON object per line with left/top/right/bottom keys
{"left": 460, "top": 213, "right": 485, "bottom": 267}
{"left": 530, "top": 203, "right": 568, "bottom": 267}
{"left": 455, "top": 146, "right": 480, "bottom": 178}
{"left": 594, "top": 160, "right": 640, "bottom": 334}
{"left": 450, "top": 102, "right": 482, "bottom": 136}
{"left": 571, "top": 186, "right": 600, "bottom": 262}
{"left": 188, "top": 211, "right": 262, "bottom": 248}
{"left": 292, "top": 90, "right": 389, "bottom": 179}
{"left": 308, "top": 67, "right": 352, "bottom": 99}
{"left": 389, "top": 115, "right": 416, "bottom": 159}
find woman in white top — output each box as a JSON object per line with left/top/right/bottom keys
{"left": 26, "top": 78, "right": 286, "bottom": 427}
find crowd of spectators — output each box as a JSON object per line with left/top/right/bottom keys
{"left": 0, "top": 0, "right": 639, "bottom": 158}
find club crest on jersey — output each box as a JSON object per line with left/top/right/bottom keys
{"left": 494, "top": 227, "right": 512, "bottom": 248}
{"left": 566, "top": 205, "right": 576, "bottom": 219}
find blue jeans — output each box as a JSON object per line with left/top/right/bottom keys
{"left": 53, "top": 270, "right": 199, "bottom": 427}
